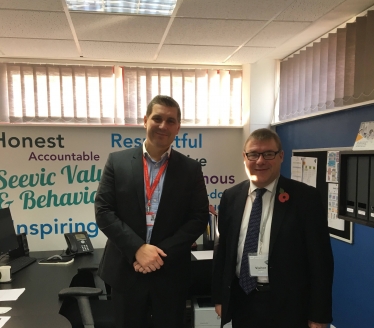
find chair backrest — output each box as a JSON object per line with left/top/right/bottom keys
{"left": 59, "top": 286, "right": 102, "bottom": 328}
{"left": 59, "top": 266, "right": 115, "bottom": 328}
{"left": 77, "top": 266, "right": 110, "bottom": 300}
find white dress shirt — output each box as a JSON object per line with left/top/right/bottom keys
{"left": 236, "top": 177, "right": 279, "bottom": 283}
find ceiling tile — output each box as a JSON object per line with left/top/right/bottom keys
{"left": 0, "top": 38, "right": 79, "bottom": 57}
{"left": 246, "top": 21, "right": 311, "bottom": 47}
{"left": 156, "top": 45, "right": 236, "bottom": 64}
{"left": 226, "top": 46, "right": 275, "bottom": 64}
{"left": 80, "top": 41, "right": 158, "bottom": 62}
{"left": 0, "top": 0, "right": 371, "bottom": 65}
{"left": 177, "top": 0, "right": 293, "bottom": 20}
{"left": 276, "top": 0, "right": 346, "bottom": 22}
{"left": 0, "top": 0, "right": 63, "bottom": 11}
{"left": 71, "top": 13, "right": 169, "bottom": 43}
{"left": 165, "top": 18, "right": 266, "bottom": 46}
{"left": 0, "top": 11, "right": 72, "bottom": 39}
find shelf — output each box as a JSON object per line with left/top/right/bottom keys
{"left": 338, "top": 214, "right": 374, "bottom": 228}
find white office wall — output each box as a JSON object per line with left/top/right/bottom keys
{"left": 248, "top": 59, "right": 279, "bottom": 133}
{"left": 242, "top": 63, "right": 251, "bottom": 147}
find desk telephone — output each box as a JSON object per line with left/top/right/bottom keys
{"left": 64, "top": 232, "right": 94, "bottom": 255}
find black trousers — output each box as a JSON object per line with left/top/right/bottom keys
{"left": 230, "top": 277, "right": 273, "bottom": 328}
{"left": 111, "top": 273, "right": 187, "bottom": 328}
{"left": 230, "top": 278, "right": 310, "bottom": 328}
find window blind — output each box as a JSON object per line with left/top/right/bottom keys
{"left": 279, "top": 10, "right": 374, "bottom": 122}
{"left": 0, "top": 63, "right": 242, "bottom": 126}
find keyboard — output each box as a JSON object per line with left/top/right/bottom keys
{"left": 7, "top": 256, "right": 37, "bottom": 274}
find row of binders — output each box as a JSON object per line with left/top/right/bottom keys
{"left": 339, "top": 152, "right": 374, "bottom": 223}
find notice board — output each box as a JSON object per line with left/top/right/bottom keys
{"left": 293, "top": 147, "right": 353, "bottom": 244}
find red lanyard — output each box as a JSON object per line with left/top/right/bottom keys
{"left": 143, "top": 156, "right": 168, "bottom": 212}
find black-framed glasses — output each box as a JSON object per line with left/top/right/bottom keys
{"left": 245, "top": 150, "right": 281, "bottom": 161}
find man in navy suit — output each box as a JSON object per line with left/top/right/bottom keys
{"left": 212, "top": 128, "right": 333, "bottom": 328}
{"left": 95, "top": 95, "right": 209, "bottom": 328}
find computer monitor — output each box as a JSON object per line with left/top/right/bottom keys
{"left": 0, "top": 207, "right": 19, "bottom": 256}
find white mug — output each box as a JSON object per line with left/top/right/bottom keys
{"left": 0, "top": 266, "right": 11, "bottom": 283}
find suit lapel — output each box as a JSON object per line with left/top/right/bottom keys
{"left": 131, "top": 147, "right": 146, "bottom": 217}
{"left": 229, "top": 181, "right": 250, "bottom": 255}
{"left": 157, "top": 149, "right": 179, "bottom": 213}
{"left": 269, "top": 176, "right": 289, "bottom": 257}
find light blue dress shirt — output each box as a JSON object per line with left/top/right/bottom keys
{"left": 142, "top": 142, "right": 170, "bottom": 243}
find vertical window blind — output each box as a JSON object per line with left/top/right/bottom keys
{"left": 279, "top": 10, "right": 374, "bottom": 122}
{"left": 0, "top": 63, "right": 242, "bottom": 126}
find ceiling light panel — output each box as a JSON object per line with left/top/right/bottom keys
{"left": 66, "top": 0, "right": 177, "bottom": 16}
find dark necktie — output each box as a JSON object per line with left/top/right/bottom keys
{"left": 239, "top": 188, "right": 266, "bottom": 294}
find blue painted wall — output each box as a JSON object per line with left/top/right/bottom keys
{"left": 276, "top": 104, "right": 374, "bottom": 328}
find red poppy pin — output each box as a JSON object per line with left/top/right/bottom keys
{"left": 278, "top": 188, "right": 290, "bottom": 203}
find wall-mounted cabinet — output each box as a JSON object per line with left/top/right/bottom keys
{"left": 338, "top": 150, "right": 374, "bottom": 227}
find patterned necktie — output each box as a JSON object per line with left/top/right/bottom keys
{"left": 239, "top": 188, "right": 266, "bottom": 294}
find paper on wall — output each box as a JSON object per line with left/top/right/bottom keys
{"left": 327, "top": 183, "right": 344, "bottom": 231}
{"left": 353, "top": 121, "right": 374, "bottom": 150}
{"left": 326, "top": 151, "right": 339, "bottom": 183}
{"left": 291, "top": 156, "right": 303, "bottom": 182}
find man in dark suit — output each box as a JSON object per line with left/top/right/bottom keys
{"left": 95, "top": 95, "right": 209, "bottom": 328}
{"left": 212, "top": 128, "right": 333, "bottom": 328}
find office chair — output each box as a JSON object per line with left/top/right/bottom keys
{"left": 59, "top": 266, "right": 153, "bottom": 328}
{"left": 75, "top": 266, "right": 111, "bottom": 300}
{"left": 59, "top": 286, "right": 112, "bottom": 328}
{"left": 58, "top": 285, "right": 156, "bottom": 328}
{"left": 59, "top": 266, "right": 115, "bottom": 328}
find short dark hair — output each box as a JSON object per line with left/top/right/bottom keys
{"left": 146, "top": 95, "right": 181, "bottom": 122}
{"left": 244, "top": 128, "right": 282, "bottom": 151}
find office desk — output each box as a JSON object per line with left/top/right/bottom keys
{"left": 0, "top": 250, "right": 103, "bottom": 328}
{"left": 0, "top": 248, "right": 213, "bottom": 328}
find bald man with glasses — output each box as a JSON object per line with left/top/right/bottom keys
{"left": 212, "top": 128, "right": 334, "bottom": 328}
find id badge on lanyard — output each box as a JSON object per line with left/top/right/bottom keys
{"left": 146, "top": 212, "right": 156, "bottom": 226}
{"left": 247, "top": 188, "right": 273, "bottom": 277}
{"left": 143, "top": 156, "right": 168, "bottom": 243}
{"left": 248, "top": 254, "right": 268, "bottom": 277}
{"left": 145, "top": 212, "right": 156, "bottom": 243}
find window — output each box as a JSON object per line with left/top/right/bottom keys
{"left": 0, "top": 63, "right": 242, "bottom": 126}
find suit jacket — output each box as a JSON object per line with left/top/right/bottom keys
{"left": 212, "top": 175, "right": 334, "bottom": 328}
{"left": 95, "top": 146, "right": 209, "bottom": 292}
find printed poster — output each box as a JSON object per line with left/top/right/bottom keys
{"left": 291, "top": 156, "right": 303, "bottom": 182}
{"left": 327, "top": 183, "right": 344, "bottom": 231}
{"left": 326, "top": 151, "right": 339, "bottom": 183}
{"left": 353, "top": 121, "right": 374, "bottom": 150}
{"left": 302, "top": 157, "right": 317, "bottom": 187}
{"left": 0, "top": 126, "right": 246, "bottom": 251}
{"left": 291, "top": 156, "right": 317, "bottom": 187}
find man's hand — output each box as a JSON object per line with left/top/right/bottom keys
{"left": 133, "top": 261, "right": 148, "bottom": 274}
{"left": 134, "top": 244, "right": 167, "bottom": 273}
{"left": 308, "top": 321, "right": 328, "bottom": 328}
{"left": 215, "top": 304, "right": 222, "bottom": 318}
